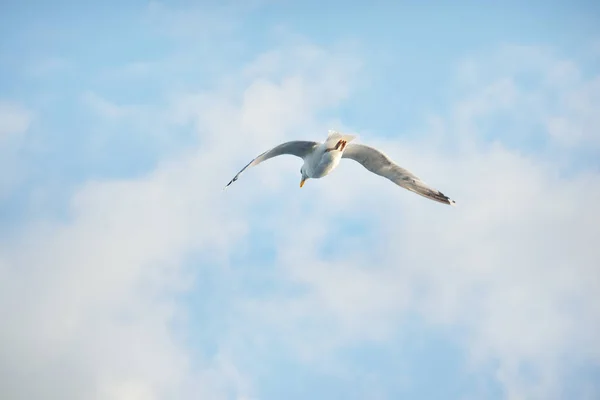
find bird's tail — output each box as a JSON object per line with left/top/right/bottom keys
{"left": 325, "top": 130, "right": 357, "bottom": 149}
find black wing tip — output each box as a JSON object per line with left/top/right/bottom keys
{"left": 436, "top": 191, "right": 456, "bottom": 206}
{"left": 224, "top": 177, "right": 236, "bottom": 190}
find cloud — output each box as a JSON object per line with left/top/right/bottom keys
{"left": 0, "top": 38, "right": 362, "bottom": 400}
{"left": 1, "top": 5, "right": 599, "bottom": 398}
{"left": 0, "top": 151, "right": 253, "bottom": 399}
{"left": 0, "top": 101, "right": 32, "bottom": 138}
{"left": 452, "top": 44, "right": 600, "bottom": 152}
{"left": 81, "top": 91, "right": 138, "bottom": 120}
{"left": 545, "top": 75, "right": 600, "bottom": 148}
{"left": 209, "top": 45, "right": 600, "bottom": 399}
{"left": 144, "top": 0, "right": 263, "bottom": 42}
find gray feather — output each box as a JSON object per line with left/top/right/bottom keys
{"left": 342, "top": 144, "right": 456, "bottom": 205}
{"left": 225, "top": 140, "right": 319, "bottom": 188}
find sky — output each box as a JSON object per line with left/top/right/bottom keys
{"left": 1, "top": 1, "right": 600, "bottom": 399}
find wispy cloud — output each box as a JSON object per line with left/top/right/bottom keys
{"left": 0, "top": 35, "right": 362, "bottom": 400}
{"left": 449, "top": 44, "right": 600, "bottom": 158}
{"left": 0, "top": 101, "right": 32, "bottom": 138}
{"left": 1, "top": 2, "right": 599, "bottom": 400}
{"left": 144, "top": 0, "right": 255, "bottom": 41}
{"left": 545, "top": 75, "right": 600, "bottom": 148}
{"left": 206, "top": 43, "right": 600, "bottom": 399}
{"left": 81, "top": 91, "right": 137, "bottom": 120}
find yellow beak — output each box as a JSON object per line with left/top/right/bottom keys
{"left": 300, "top": 177, "right": 306, "bottom": 188}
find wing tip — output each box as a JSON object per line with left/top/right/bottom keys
{"left": 434, "top": 190, "right": 456, "bottom": 206}
{"left": 224, "top": 178, "right": 235, "bottom": 190}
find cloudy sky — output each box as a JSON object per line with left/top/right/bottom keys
{"left": 1, "top": 1, "right": 600, "bottom": 399}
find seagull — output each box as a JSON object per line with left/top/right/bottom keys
{"left": 225, "top": 130, "right": 456, "bottom": 206}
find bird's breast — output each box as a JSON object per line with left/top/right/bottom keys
{"left": 308, "top": 151, "right": 342, "bottom": 178}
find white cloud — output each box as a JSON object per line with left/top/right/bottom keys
{"left": 0, "top": 101, "right": 32, "bottom": 138}
{"left": 0, "top": 40, "right": 362, "bottom": 400}
{"left": 0, "top": 148, "right": 253, "bottom": 399}
{"left": 452, "top": 44, "right": 600, "bottom": 151}
{"left": 2, "top": 13, "right": 599, "bottom": 399}
{"left": 144, "top": 0, "right": 263, "bottom": 42}
{"left": 81, "top": 91, "right": 138, "bottom": 120}
{"left": 213, "top": 46, "right": 600, "bottom": 399}
{"left": 545, "top": 76, "right": 600, "bottom": 148}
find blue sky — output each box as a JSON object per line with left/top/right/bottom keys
{"left": 1, "top": 1, "right": 600, "bottom": 399}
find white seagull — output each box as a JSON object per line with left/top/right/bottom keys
{"left": 225, "top": 130, "right": 456, "bottom": 206}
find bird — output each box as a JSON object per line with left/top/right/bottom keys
{"left": 224, "top": 130, "right": 456, "bottom": 206}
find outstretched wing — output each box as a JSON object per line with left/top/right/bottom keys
{"left": 342, "top": 144, "right": 456, "bottom": 205}
{"left": 225, "top": 141, "right": 319, "bottom": 188}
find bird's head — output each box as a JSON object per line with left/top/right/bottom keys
{"left": 300, "top": 166, "right": 308, "bottom": 188}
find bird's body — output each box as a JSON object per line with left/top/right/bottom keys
{"left": 225, "top": 130, "right": 456, "bottom": 206}
{"left": 307, "top": 149, "right": 340, "bottom": 178}
{"left": 303, "top": 132, "right": 355, "bottom": 179}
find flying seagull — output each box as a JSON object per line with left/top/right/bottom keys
{"left": 225, "top": 130, "right": 456, "bottom": 206}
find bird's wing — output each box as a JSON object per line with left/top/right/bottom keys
{"left": 225, "top": 140, "right": 319, "bottom": 188}
{"left": 342, "top": 144, "right": 456, "bottom": 205}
